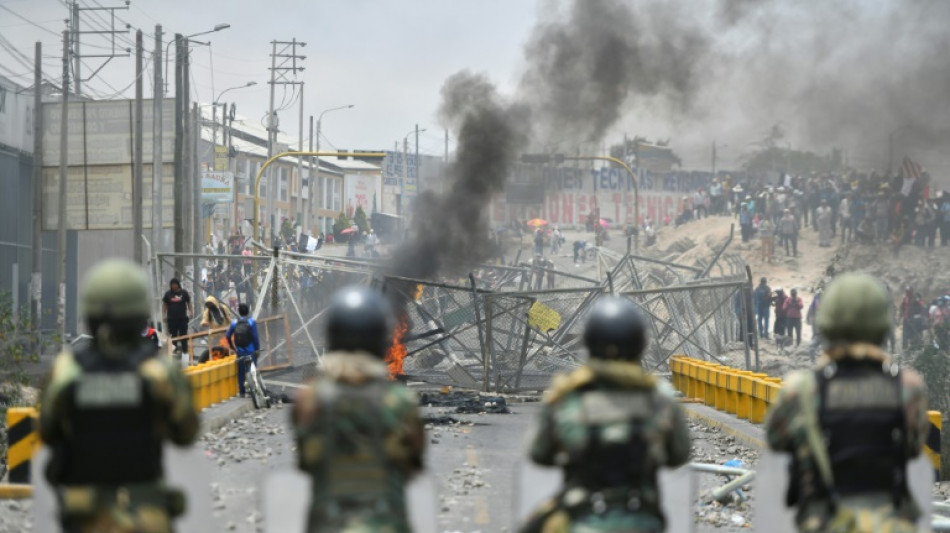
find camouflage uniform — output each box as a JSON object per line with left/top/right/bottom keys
{"left": 39, "top": 260, "right": 199, "bottom": 533}
{"left": 521, "top": 359, "right": 691, "bottom": 533}
{"left": 765, "top": 274, "right": 929, "bottom": 533}
{"left": 292, "top": 351, "right": 425, "bottom": 533}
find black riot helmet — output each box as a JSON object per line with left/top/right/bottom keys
{"left": 583, "top": 297, "right": 649, "bottom": 361}
{"left": 325, "top": 286, "right": 395, "bottom": 358}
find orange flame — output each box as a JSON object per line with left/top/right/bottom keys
{"left": 414, "top": 284, "right": 424, "bottom": 302}
{"left": 386, "top": 316, "right": 409, "bottom": 379}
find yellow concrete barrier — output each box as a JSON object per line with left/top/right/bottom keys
{"left": 6, "top": 407, "right": 39, "bottom": 484}
{"left": 183, "top": 355, "right": 239, "bottom": 411}
{"left": 670, "top": 356, "right": 943, "bottom": 479}
{"left": 926, "top": 410, "right": 941, "bottom": 481}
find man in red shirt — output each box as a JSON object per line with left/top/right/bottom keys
{"left": 783, "top": 288, "right": 804, "bottom": 347}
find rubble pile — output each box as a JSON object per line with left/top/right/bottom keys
{"left": 420, "top": 391, "right": 513, "bottom": 414}
{"left": 438, "top": 444, "right": 491, "bottom": 524}
{"left": 689, "top": 420, "right": 760, "bottom": 531}
{"left": 201, "top": 407, "right": 287, "bottom": 467}
{"left": 0, "top": 500, "right": 31, "bottom": 533}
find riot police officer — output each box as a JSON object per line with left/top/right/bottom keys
{"left": 39, "top": 259, "right": 199, "bottom": 533}
{"left": 520, "top": 297, "right": 691, "bottom": 533}
{"left": 765, "top": 273, "right": 929, "bottom": 533}
{"left": 291, "top": 286, "right": 425, "bottom": 533}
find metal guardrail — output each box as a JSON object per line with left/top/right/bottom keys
{"left": 670, "top": 355, "right": 942, "bottom": 478}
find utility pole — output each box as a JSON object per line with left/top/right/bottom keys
{"left": 192, "top": 102, "right": 201, "bottom": 304}
{"left": 31, "top": 41, "right": 42, "bottom": 327}
{"left": 71, "top": 2, "right": 80, "bottom": 96}
{"left": 183, "top": 39, "right": 193, "bottom": 286}
{"left": 402, "top": 137, "right": 408, "bottom": 216}
{"left": 306, "top": 114, "right": 314, "bottom": 234}
{"left": 133, "top": 29, "right": 144, "bottom": 265}
{"left": 68, "top": 0, "right": 131, "bottom": 97}
{"left": 265, "top": 39, "right": 306, "bottom": 242}
{"left": 623, "top": 133, "right": 629, "bottom": 226}
{"left": 296, "top": 86, "right": 304, "bottom": 225}
{"left": 57, "top": 30, "right": 70, "bottom": 344}
{"left": 152, "top": 25, "right": 163, "bottom": 263}
{"left": 173, "top": 34, "right": 184, "bottom": 277}
{"left": 231, "top": 104, "right": 240, "bottom": 236}
{"left": 265, "top": 41, "right": 277, "bottom": 243}
{"left": 415, "top": 124, "right": 420, "bottom": 193}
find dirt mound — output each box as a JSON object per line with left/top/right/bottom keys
{"left": 832, "top": 244, "right": 950, "bottom": 300}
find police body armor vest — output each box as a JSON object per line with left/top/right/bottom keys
{"left": 563, "top": 387, "right": 658, "bottom": 511}
{"left": 817, "top": 360, "right": 906, "bottom": 503}
{"left": 56, "top": 342, "right": 163, "bottom": 485}
{"left": 306, "top": 378, "right": 404, "bottom": 516}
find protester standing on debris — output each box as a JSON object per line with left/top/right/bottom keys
{"left": 839, "top": 193, "right": 852, "bottom": 244}
{"left": 200, "top": 294, "right": 232, "bottom": 329}
{"left": 773, "top": 287, "right": 788, "bottom": 339}
{"left": 816, "top": 200, "right": 833, "bottom": 247}
{"left": 520, "top": 297, "right": 691, "bottom": 533}
{"left": 40, "top": 259, "right": 199, "bottom": 533}
{"left": 754, "top": 278, "right": 772, "bottom": 340}
{"left": 162, "top": 278, "right": 193, "bottom": 354}
{"left": 765, "top": 274, "right": 927, "bottom": 533}
{"left": 900, "top": 287, "right": 926, "bottom": 351}
{"left": 291, "top": 286, "right": 425, "bottom": 533}
{"left": 784, "top": 288, "right": 804, "bottom": 347}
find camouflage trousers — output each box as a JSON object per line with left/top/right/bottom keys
{"left": 798, "top": 501, "right": 918, "bottom": 533}
{"left": 520, "top": 499, "right": 664, "bottom": 533}
{"left": 307, "top": 511, "right": 411, "bottom": 533}
{"left": 60, "top": 506, "right": 172, "bottom": 533}
{"left": 57, "top": 484, "right": 179, "bottom": 533}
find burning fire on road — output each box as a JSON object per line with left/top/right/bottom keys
{"left": 386, "top": 315, "right": 409, "bottom": 379}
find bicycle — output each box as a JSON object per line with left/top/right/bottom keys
{"left": 239, "top": 354, "right": 271, "bottom": 409}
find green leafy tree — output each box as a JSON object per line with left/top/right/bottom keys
{"left": 332, "top": 212, "right": 351, "bottom": 239}
{"left": 0, "top": 293, "right": 54, "bottom": 407}
{"left": 353, "top": 206, "right": 370, "bottom": 235}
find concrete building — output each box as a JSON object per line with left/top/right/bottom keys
{"left": 197, "top": 106, "right": 381, "bottom": 242}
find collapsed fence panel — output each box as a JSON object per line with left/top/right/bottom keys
{"left": 155, "top": 244, "right": 751, "bottom": 392}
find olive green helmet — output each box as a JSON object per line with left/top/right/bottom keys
{"left": 817, "top": 273, "right": 891, "bottom": 345}
{"left": 80, "top": 259, "right": 151, "bottom": 321}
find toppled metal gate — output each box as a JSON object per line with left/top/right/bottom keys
{"left": 154, "top": 241, "right": 753, "bottom": 392}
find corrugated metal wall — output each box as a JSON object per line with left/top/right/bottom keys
{"left": 0, "top": 146, "right": 74, "bottom": 332}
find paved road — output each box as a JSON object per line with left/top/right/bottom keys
{"left": 203, "top": 394, "right": 543, "bottom": 533}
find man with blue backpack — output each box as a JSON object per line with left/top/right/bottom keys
{"left": 226, "top": 304, "right": 261, "bottom": 397}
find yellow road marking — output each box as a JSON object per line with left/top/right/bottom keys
{"left": 466, "top": 448, "right": 478, "bottom": 467}
{"left": 475, "top": 495, "right": 490, "bottom": 524}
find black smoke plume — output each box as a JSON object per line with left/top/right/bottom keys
{"left": 520, "top": 0, "right": 710, "bottom": 148}
{"left": 388, "top": 72, "right": 529, "bottom": 279}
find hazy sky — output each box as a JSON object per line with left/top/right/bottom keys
{"left": 0, "top": 0, "right": 539, "bottom": 159}
{"left": 4, "top": 0, "right": 949, "bottom": 177}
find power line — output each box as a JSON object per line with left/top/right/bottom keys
{"left": 0, "top": 5, "right": 63, "bottom": 37}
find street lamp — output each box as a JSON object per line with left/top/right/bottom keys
{"left": 163, "top": 23, "right": 231, "bottom": 95}
{"left": 215, "top": 81, "right": 256, "bottom": 104}
{"left": 307, "top": 104, "right": 355, "bottom": 233}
